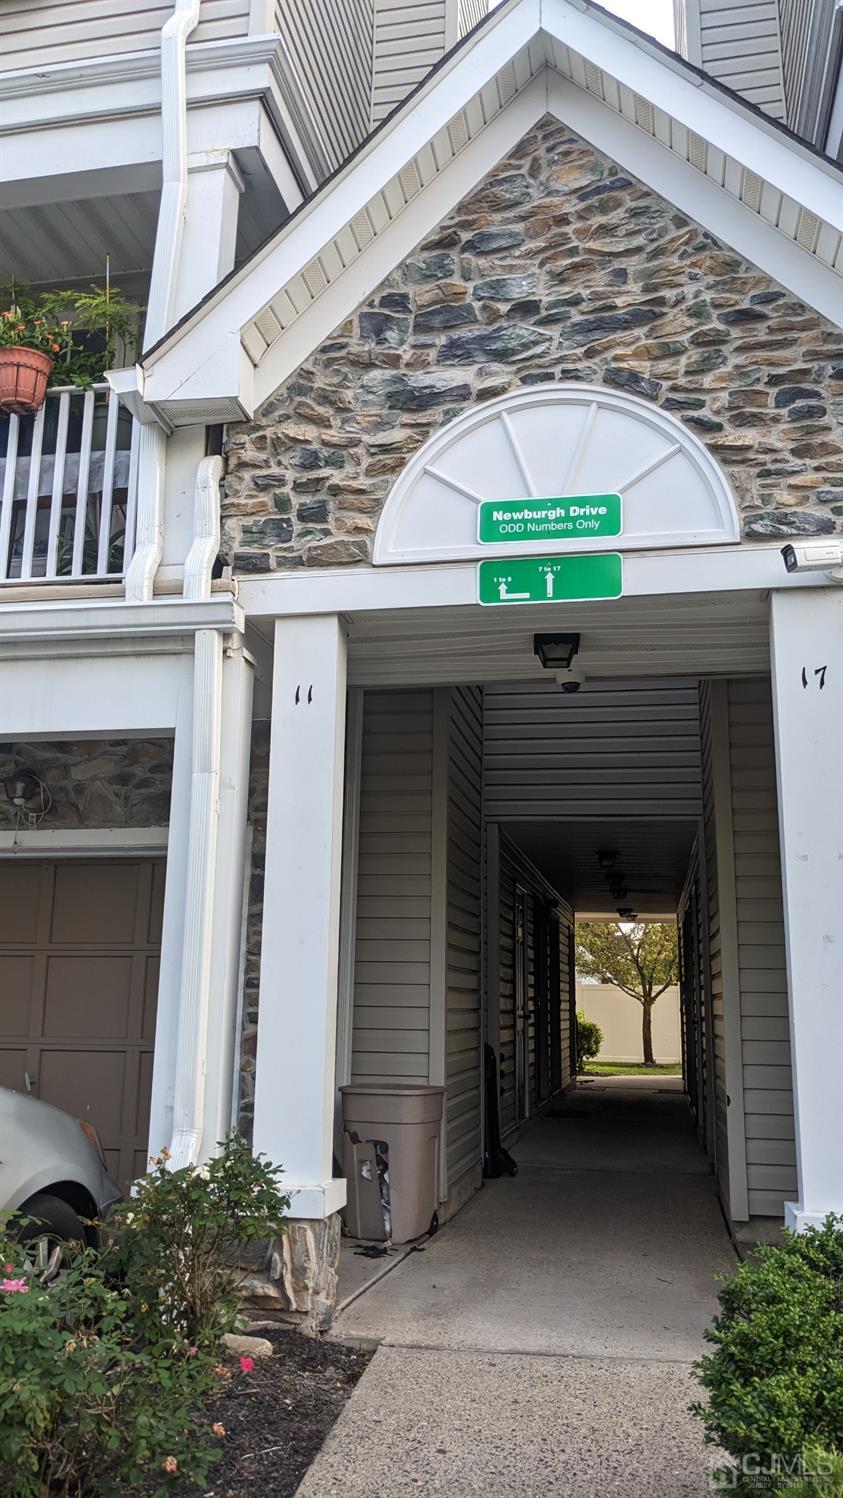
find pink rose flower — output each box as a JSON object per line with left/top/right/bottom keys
{"left": 162, "top": 1456, "right": 178, "bottom": 1474}
{"left": 239, "top": 1355, "right": 254, "bottom": 1373}
{"left": 2, "top": 1277, "right": 28, "bottom": 1293}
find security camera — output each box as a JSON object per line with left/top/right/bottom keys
{"left": 781, "top": 541, "right": 843, "bottom": 576}
{"left": 557, "top": 669, "right": 585, "bottom": 694}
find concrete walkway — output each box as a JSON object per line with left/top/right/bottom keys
{"left": 298, "top": 1079, "right": 734, "bottom": 1497}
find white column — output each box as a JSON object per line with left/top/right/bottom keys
{"left": 252, "top": 615, "right": 348, "bottom": 1220}
{"left": 201, "top": 641, "right": 255, "bottom": 1157}
{"left": 770, "top": 587, "right": 843, "bottom": 1230}
{"left": 172, "top": 150, "right": 244, "bottom": 322}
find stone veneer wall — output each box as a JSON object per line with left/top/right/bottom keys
{"left": 0, "top": 740, "right": 174, "bottom": 828}
{"left": 222, "top": 116, "right": 843, "bottom": 570}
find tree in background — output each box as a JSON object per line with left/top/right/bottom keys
{"left": 575, "top": 921, "right": 679, "bottom": 1066}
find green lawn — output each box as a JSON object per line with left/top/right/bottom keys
{"left": 583, "top": 1061, "right": 683, "bottom": 1077}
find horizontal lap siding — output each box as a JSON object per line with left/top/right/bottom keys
{"left": 700, "top": 682, "right": 730, "bottom": 1207}
{"left": 276, "top": 0, "right": 374, "bottom": 170}
{"left": 446, "top": 686, "right": 483, "bottom": 1190}
{"left": 372, "top": 0, "right": 446, "bottom": 124}
{"left": 729, "top": 679, "right": 795, "bottom": 1217}
{"left": 352, "top": 689, "right": 433, "bottom": 1085}
{"left": 483, "top": 680, "right": 702, "bottom": 821}
{"left": 697, "top": 0, "right": 786, "bottom": 119}
{"left": 0, "top": 0, "right": 249, "bottom": 69}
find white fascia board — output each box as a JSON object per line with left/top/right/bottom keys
{"left": 141, "top": 0, "right": 541, "bottom": 389}
{"left": 547, "top": 74, "right": 843, "bottom": 325}
{"left": 0, "top": 827, "right": 170, "bottom": 857}
{"left": 0, "top": 596, "right": 243, "bottom": 644}
{"left": 0, "top": 115, "right": 162, "bottom": 190}
{"left": 547, "top": 2, "right": 843, "bottom": 222}
{"left": 253, "top": 79, "right": 547, "bottom": 406}
{"left": 237, "top": 545, "right": 830, "bottom": 618}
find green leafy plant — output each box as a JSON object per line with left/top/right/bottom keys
{"left": 576, "top": 1011, "right": 603, "bottom": 1068}
{"left": 0, "top": 1230, "right": 221, "bottom": 1498}
{"left": 105, "top": 1133, "right": 290, "bottom": 1352}
{"left": 0, "top": 282, "right": 142, "bottom": 389}
{"left": 692, "top": 1217, "right": 843, "bottom": 1495}
{"left": 777, "top": 1447, "right": 843, "bottom": 1497}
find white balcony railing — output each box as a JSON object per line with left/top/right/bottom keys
{"left": 0, "top": 385, "right": 138, "bottom": 585}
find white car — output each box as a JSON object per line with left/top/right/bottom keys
{"left": 0, "top": 1086, "right": 122, "bottom": 1279}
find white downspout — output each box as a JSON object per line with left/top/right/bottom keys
{"left": 169, "top": 626, "right": 224, "bottom": 1169}
{"left": 126, "top": 0, "right": 201, "bottom": 605}
{"left": 145, "top": 0, "right": 203, "bottom": 346}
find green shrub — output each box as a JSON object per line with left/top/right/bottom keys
{"left": 0, "top": 1234, "right": 220, "bottom": 1498}
{"left": 692, "top": 1216, "right": 843, "bottom": 1494}
{"left": 576, "top": 1011, "right": 603, "bottom": 1067}
{"left": 105, "top": 1132, "right": 290, "bottom": 1351}
{"left": 0, "top": 1133, "right": 290, "bottom": 1495}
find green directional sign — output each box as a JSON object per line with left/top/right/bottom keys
{"left": 477, "top": 493, "right": 622, "bottom": 545}
{"left": 477, "top": 553, "right": 623, "bottom": 606}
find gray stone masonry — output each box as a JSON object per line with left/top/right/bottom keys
{"left": 222, "top": 116, "right": 843, "bottom": 569}
{"left": 0, "top": 739, "right": 174, "bottom": 828}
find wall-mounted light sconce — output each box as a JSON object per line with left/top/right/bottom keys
{"left": 533, "top": 633, "right": 581, "bottom": 671}
{"left": 4, "top": 768, "right": 52, "bottom": 826}
{"left": 597, "top": 850, "right": 617, "bottom": 870}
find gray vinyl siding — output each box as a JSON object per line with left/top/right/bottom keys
{"left": 483, "top": 680, "right": 702, "bottom": 822}
{"left": 445, "top": 685, "right": 483, "bottom": 1190}
{"left": 496, "top": 831, "right": 573, "bottom": 1138}
{"left": 728, "top": 678, "right": 795, "bottom": 1217}
{"left": 679, "top": 0, "right": 786, "bottom": 120}
{"left": 0, "top": 0, "right": 250, "bottom": 71}
{"left": 779, "top": 0, "right": 816, "bottom": 123}
{"left": 372, "top": 0, "right": 447, "bottom": 124}
{"left": 351, "top": 688, "right": 433, "bottom": 1085}
{"left": 277, "top": 0, "right": 374, "bottom": 170}
{"left": 458, "top": 0, "right": 487, "bottom": 36}
{"left": 699, "top": 681, "right": 730, "bottom": 1210}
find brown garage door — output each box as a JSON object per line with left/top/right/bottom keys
{"left": 0, "top": 859, "right": 164, "bottom": 1190}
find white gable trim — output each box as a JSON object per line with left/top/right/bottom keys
{"left": 137, "top": 0, "right": 843, "bottom": 426}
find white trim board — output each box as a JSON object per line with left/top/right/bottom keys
{"left": 238, "top": 545, "right": 831, "bottom": 620}
{"left": 0, "top": 826, "right": 169, "bottom": 858}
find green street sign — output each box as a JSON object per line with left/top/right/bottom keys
{"left": 477, "top": 493, "right": 622, "bottom": 544}
{"left": 477, "top": 553, "right": 623, "bottom": 606}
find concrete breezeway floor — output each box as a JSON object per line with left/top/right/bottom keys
{"left": 297, "top": 1079, "right": 734, "bottom": 1497}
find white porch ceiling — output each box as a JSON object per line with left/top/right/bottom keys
{"left": 504, "top": 818, "right": 698, "bottom": 917}
{"left": 342, "top": 587, "right": 770, "bottom": 686}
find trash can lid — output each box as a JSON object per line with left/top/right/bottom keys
{"left": 340, "top": 1083, "right": 444, "bottom": 1096}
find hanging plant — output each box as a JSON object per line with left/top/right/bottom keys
{"left": 0, "top": 281, "right": 143, "bottom": 415}
{"left": 0, "top": 297, "right": 67, "bottom": 416}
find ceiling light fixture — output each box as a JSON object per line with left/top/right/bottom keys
{"left": 533, "top": 633, "right": 581, "bottom": 671}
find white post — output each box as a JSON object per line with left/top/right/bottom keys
{"left": 173, "top": 150, "right": 244, "bottom": 321}
{"left": 770, "top": 587, "right": 843, "bottom": 1230}
{"left": 252, "top": 615, "right": 348, "bottom": 1220}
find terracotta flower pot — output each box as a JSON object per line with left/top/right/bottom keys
{"left": 0, "top": 346, "right": 54, "bottom": 416}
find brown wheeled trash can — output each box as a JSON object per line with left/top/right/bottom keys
{"left": 341, "top": 1083, "right": 444, "bottom": 1244}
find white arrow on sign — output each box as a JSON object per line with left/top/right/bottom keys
{"left": 498, "top": 581, "right": 531, "bottom": 601}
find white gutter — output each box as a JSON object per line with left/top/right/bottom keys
{"left": 125, "top": 0, "right": 201, "bottom": 606}
{"left": 169, "top": 626, "right": 224, "bottom": 1170}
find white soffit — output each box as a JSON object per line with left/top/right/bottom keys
{"left": 141, "top": 0, "right": 843, "bottom": 422}
{"left": 373, "top": 383, "right": 740, "bottom": 565}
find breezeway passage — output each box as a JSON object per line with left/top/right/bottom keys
{"left": 302, "top": 1078, "right": 735, "bottom": 1497}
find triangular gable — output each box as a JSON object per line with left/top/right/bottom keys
{"left": 136, "top": 0, "right": 843, "bottom": 427}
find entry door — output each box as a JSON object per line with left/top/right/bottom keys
{"left": 0, "top": 859, "right": 165, "bottom": 1190}
{"left": 514, "top": 888, "right": 528, "bottom": 1121}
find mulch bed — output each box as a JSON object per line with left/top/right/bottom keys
{"left": 201, "top": 1327, "right": 372, "bottom": 1498}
